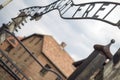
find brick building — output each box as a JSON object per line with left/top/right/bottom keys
{"left": 0, "top": 33, "right": 75, "bottom": 80}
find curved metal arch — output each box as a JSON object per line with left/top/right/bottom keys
{"left": 72, "top": 1, "right": 120, "bottom": 6}
{"left": 19, "top": 0, "right": 120, "bottom": 28}
{"left": 61, "top": 17, "right": 117, "bottom": 26}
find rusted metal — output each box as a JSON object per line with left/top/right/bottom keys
{"left": 68, "top": 51, "right": 106, "bottom": 80}
{"left": 113, "top": 48, "right": 120, "bottom": 66}
{"left": 72, "top": 59, "right": 86, "bottom": 68}
{"left": 68, "top": 40, "right": 115, "bottom": 80}
{"left": 94, "top": 39, "right": 115, "bottom": 59}
{"left": 19, "top": 0, "right": 120, "bottom": 28}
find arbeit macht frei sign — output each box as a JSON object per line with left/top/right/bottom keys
{"left": 20, "top": 0, "right": 120, "bottom": 28}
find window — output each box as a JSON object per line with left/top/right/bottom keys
{"left": 17, "top": 50, "right": 26, "bottom": 59}
{"left": 5, "top": 45, "right": 13, "bottom": 52}
{"left": 23, "top": 52, "right": 34, "bottom": 62}
{"left": 40, "top": 64, "right": 51, "bottom": 76}
{"left": 18, "top": 53, "right": 23, "bottom": 58}
{"left": 24, "top": 56, "right": 30, "bottom": 62}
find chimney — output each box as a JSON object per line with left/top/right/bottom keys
{"left": 60, "top": 42, "right": 67, "bottom": 49}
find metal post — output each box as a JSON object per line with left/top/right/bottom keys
{"left": 0, "top": 0, "right": 12, "bottom": 10}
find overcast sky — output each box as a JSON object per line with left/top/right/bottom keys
{"left": 0, "top": 0, "right": 120, "bottom": 61}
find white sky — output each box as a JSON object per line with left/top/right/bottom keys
{"left": 0, "top": 0, "right": 120, "bottom": 61}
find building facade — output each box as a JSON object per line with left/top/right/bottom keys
{"left": 0, "top": 34, "right": 75, "bottom": 80}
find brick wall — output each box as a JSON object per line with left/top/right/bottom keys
{"left": 0, "top": 34, "right": 75, "bottom": 80}
{"left": 0, "top": 67, "right": 14, "bottom": 80}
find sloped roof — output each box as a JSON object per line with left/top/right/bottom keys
{"left": 20, "top": 33, "right": 75, "bottom": 77}
{"left": 7, "top": 36, "right": 23, "bottom": 47}
{"left": 42, "top": 35, "right": 75, "bottom": 77}
{"left": 21, "top": 33, "right": 44, "bottom": 41}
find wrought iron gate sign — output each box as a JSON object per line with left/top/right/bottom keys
{"left": 20, "top": 0, "right": 120, "bottom": 28}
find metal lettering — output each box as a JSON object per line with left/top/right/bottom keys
{"left": 61, "top": 4, "right": 73, "bottom": 15}
{"left": 60, "top": 0, "right": 73, "bottom": 15}
{"left": 72, "top": 4, "right": 86, "bottom": 18}
{"left": 43, "top": 6, "right": 50, "bottom": 13}
{"left": 43, "top": 2, "right": 57, "bottom": 13}
{"left": 19, "top": 0, "right": 120, "bottom": 28}
{"left": 49, "top": 2, "right": 58, "bottom": 10}
{"left": 103, "top": 4, "right": 117, "bottom": 19}
{"left": 93, "top": 3, "right": 110, "bottom": 18}
{"left": 56, "top": 0, "right": 69, "bottom": 9}
{"left": 58, "top": 0, "right": 72, "bottom": 11}
{"left": 82, "top": 3, "right": 95, "bottom": 17}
